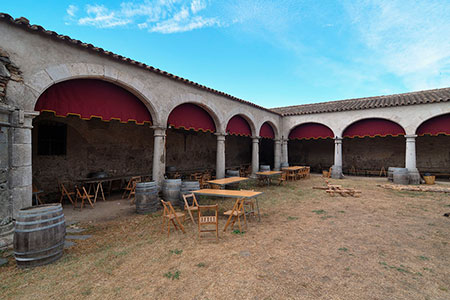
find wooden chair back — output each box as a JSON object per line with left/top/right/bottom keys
{"left": 182, "top": 193, "right": 199, "bottom": 224}
{"left": 198, "top": 204, "right": 219, "bottom": 240}
{"left": 74, "top": 186, "right": 94, "bottom": 210}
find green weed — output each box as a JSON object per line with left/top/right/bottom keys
{"left": 169, "top": 249, "right": 183, "bottom": 255}
{"left": 312, "top": 210, "right": 326, "bottom": 215}
{"left": 164, "top": 270, "right": 180, "bottom": 280}
{"left": 232, "top": 230, "right": 245, "bottom": 235}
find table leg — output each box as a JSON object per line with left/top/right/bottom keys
{"left": 256, "top": 197, "right": 261, "bottom": 222}
{"left": 94, "top": 183, "right": 100, "bottom": 203}
{"left": 99, "top": 182, "right": 106, "bottom": 201}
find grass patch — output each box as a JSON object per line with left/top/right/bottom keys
{"left": 169, "top": 249, "right": 183, "bottom": 255}
{"left": 164, "top": 270, "right": 180, "bottom": 280}
{"left": 418, "top": 255, "right": 430, "bottom": 261}
{"left": 338, "top": 210, "right": 345, "bottom": 213}
{"left": 196, "top": 263, "right": 206, "bottom": 268}
{"left": 232, "top": 229, "right": 245, "bottom": 235}
{"left": 287, "top": 216, "right": 298, "bottom": 220}
{"left": 338, "top": 247, "right": 348, "bottom": 252}
{"left": 379, "top": 261, "right": 410, "bottom": 273}
{"left": 312, "top": 210, "right": 326, "bottom": 215}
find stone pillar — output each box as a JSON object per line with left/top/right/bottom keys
{"left": 281, "top": 139, "right": 289, "bottom": 165}
{"left": 10, "top": 110, "right": 37, "bottom": 217}
{"left": 251, "top": 136, "right": 260, "bottom": 177}
{"left": 331, "top": 136, "right": 344, "bottom": 179}
{"left": 152, "top": 127, "right": 166, "bottom": 188}
{"left": 274, "top": 139, "right": 281, "bottom": 171}
{"left": 215, "top": 133, "right": 226, "bottom": 179}
{"left": 405, "top": 134, "right": 420, "bottom": 184}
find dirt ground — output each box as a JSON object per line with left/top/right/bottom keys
{"left": 1, "top": 175, "right": 450, "bottom": 300}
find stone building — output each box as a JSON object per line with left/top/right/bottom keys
{"left": 0, "top": 13, "right": 449, "bottom": 248}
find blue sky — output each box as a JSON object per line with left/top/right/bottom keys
{"left": 2, "top": 0, "right": 450, "bottom": 108}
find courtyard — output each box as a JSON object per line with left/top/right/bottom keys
{"left": 1, "top": 175, "right": 449, "bottom": 299}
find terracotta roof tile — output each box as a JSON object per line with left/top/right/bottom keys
{"left": 271, "top": 87, "right": 450, "bottom": 116}
{"left": 0, "top": 13, "right": 279, "bottom": 115}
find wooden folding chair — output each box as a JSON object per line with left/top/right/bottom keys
{"left": 161, "top": 200, "right": 186, "bottom": 237}
{"left": 129, "top": 180, "right": 139, "bottom": 205}
{"left": 74, "top": 186, "right": 94, "bottom": 210}
{"left": 198, "top": 204, "right": 219, "bottom": 240}
{"left": 182, "top": 193, "right": 199, "bottom": 224}
{"left": 122, "top": 176, "right": 141, "bottom": 199}
{"left": 278, "top": 172, "right": 287, "bottom": 185}
{"left": 287, "top": 170, "right": 296, "bottom": 181}
{"left": 223, "top": 198, "right": 247, "bottom": 232}
{"left": 59, "top": 182, "right": 76, "bottom": 206}
{"left": 32, "top": 184, "right": 45, "bottom": 205}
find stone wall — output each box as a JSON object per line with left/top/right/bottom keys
{"left": 166, "top": 128, "right": 216, "bottom": 172}
{"left": 288, "top": 139, "right": 334, "bottom": 172}
{"left": 226, "top": 135, "right": 252, "bottom": 169}
{"left": 417, "top": 135, "right": 450, "bottom": 174}
{"left": 342, "top": 136, "right": 405, "bottom": 172}
{"left": 32, "top": 112, "right": 154, "bottom": 198}
{"left": 0, "top": 125, "right": 10, "bottom": 221}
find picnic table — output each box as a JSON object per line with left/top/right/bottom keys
{"left": 193, "top": 189, "right": 263, "bottom": 221}
{"left": 255, "top": 171, "right": 282, "bottom": 185}
{"left": 206, "top": 177, "right": 249, "bottom": 188}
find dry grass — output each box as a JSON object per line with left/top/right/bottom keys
{"left": 1, "top": 175, "right": 450, "bottom": 299}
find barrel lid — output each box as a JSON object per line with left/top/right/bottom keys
{"left": 19, "top": 204, "right": 61, "bottom": 213}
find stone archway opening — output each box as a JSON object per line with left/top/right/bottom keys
{"left": 342, "top": 118, "right": 405, "bottom": 176}
{"left": 288, "top": 123, "right": 334, "bottom": 173}
{"left": 259, "top": 122, "right": 276, "bottom": 169}
{"left": 225, "top": 115, "right": 253, "bottom": 174}
{"left": 32, "top": 79, "right": 155, "bottom": 203}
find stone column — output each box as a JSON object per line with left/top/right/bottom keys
{"left": 152, "top": 127, "right": 166, "bottom": 188}
{"left": 331, "top": 136, "right": 343, "bottom": 179}
{"left": 215, "top": 133, "right": 226, "bottom": 179}
{"left": 274, "top": 139, "right": 282, "bottom": 171}
{"left": 251, "top": 136, "right": 260, "bottom": 177}
{"left": 281, "top": 139, "right": 289, "bottom": 165}
{"left": 10, "top": 110, "right": 37, "bottom": 217}
{"left": 405, "top": 134, "right": 420, "bottom": 184}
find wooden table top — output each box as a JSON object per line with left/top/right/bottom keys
{"left": 282, "top": 166, "right": 304, "bottom": 171}
{"left": 193, "top": 189, "right": 263, "bottom": 198}
{"left": 206, "top": 177, "right": 249, "bottom": 186}
{"left": 255, "top": 171, "right": 282, "bottom": 176}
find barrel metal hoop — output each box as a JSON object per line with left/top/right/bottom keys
{"left": 17, "top": 207, "right": 63, "bottom": 218}
{"left": 14, "top": 220, "right": 65, "bottom": 233}
{"left": 14, "top": 240, "right": 65, "bottom": 256}
{"left": 15, "top": 214, "right": 65, "bottom": 226}
{"left": 15, "top": 246, "right": 64, "bottom": 262}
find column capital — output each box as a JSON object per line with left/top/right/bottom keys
{"left": 251, "top": 136, "right": 260, "bottom": 141}
{"left": 215, "top": 132, "right": 226, "bottom": 141}
{"left": 282, "top": 138, "right": 289, "bottom": 143}
{"left": 405, "top": 134, "right": 417, "bottom": 139}
{"left": 274, "top": 139, "right": 282, "bottom": 144}
{"left": 334, "top": 136, "right": 343, "bottom": 143}
{"left": 151, "top": 126, "right": 166, "bottom": 136}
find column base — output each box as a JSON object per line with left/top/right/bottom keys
{"left": 0, "top": 220, "right": 14, "bottom": 250}
{"left": 331, "top": 165, "right": 344, "bottom": 179}
{"left": 408, "top": 169, "right": 421, "bottom": 185}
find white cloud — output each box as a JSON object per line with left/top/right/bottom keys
{"left": 66, "top": 5, "right": 78, "bottom": 17}
{"left": 344, "top": 0, "right": 450, "bottom": 90}
{"left": 67, "top": 0, "right": 221, "bottom": 33}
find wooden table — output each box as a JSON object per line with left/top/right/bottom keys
{"left": 282, "top": 166, "right": 305, "bottom": 181}
{"left": 193, "top": 189, "right": 263, "bottom": 221}
{"left": 206, "top": 177, "right": 249, "bottom": 188}
{"left": 255, "top": 171, "right": 282, "bottom": 185}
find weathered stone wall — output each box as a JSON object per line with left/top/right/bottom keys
{"left": 288, "top": 139, "right": 334, "bottom": 172}
{"left": 342, "top": 136, "right": 405, "bottom": 172}
{"left": 0, "top": 125, "right": 10, "bottom": 221}
{"left": 225, "top": 135, "right": 252, "bottom": 169}
{"left": 417, "top": 135, "right": 450, "bottom": 174}
{"left": 260, "top": 138, "right": 274, "bottom": 167}
{"left": 32, "top": 113, "right": 154, "bottom": 197}
{"left": 166, "top": 128, "right": 216, "bottom": 172}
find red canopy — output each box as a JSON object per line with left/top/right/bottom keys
{"left": 289, "top": 123, "right": 333, "bottom": 140}
{"left": 259, "top": 122, "right": 275, "bottom": 139}
{"left": 343, "top": 118, "right": 405, "bottom": 138}
{"left": 416, "top": 114, "right": 450, "bottom": 136}
{"left": 226, "top": 115, "right": 252, "bottom": 136}
{"left": 35, "top": 79, "right": 152, "bottom": 125}
{"left": 168, "top": 103, "right": 216, "bottom": 132}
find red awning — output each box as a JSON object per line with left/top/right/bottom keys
{"left": 35, "top": 79, "right": 152, "bottom": 125}
{"left": 259, "top": 122, "right": 275, "bottom": 139}
{"left": 343, "top": 118, "right": 405, "bottom": 138}
{"left": 289, "top": 123, "right": 333, "bottom": 140}
{"left": 226, "top": 115, "right": 252, "bottom": 136}
{"left": 416, "top": 114, "right": 450, "bottom": 136}
{"left": 168, "top": 103, "right": 216, "bottom": 132}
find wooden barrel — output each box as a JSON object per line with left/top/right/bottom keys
{"left": 14, "top": 204, "right": 65, "bottom": 268}
{"left": 388, "top": 167, "right": 403, "bottom": 182}
{"left": 179, "top": 181, "right": 200, "bottom": 207}
{"left": 226, "top": 170, "right": 240, "bottom": 178}
{"left": 260, "top": 165, "right": 271, "bottom": 171}
{"left": 393, "top": 168, "right": 409, "bottom": 185}
{"left": 163, "top": 179, "right": 181, "bottom": 206}
{"left": 135, "top": 182, "right": 159, "bottom": 214}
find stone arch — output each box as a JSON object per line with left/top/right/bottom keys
{"left": 258, "top": 120, "right": 280, "bottom": 139}
{"left": 224, "top": 111, "right": 257, "bottom": 137}
{"left": 26, "top": 63, "right": 160, "bottom": 125}
{"left": 415, "top": 112, "right": 450, "bottom": 136}
{"left": 341, "top": 118, "right": 406, "bottom": 138}
{"left": 164, "top": 101, "right": 222, "bottom": 133}
{"left": 288, "top": 122, "right": 335, "bottom": 140}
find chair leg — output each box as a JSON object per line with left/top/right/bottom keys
{"left": 237, "top": 215, "right": 242, "bottom": 232}
{"left": 223, "top": 214, "right": 234, "bottom": 232}
{"left": 187, "top": 209, "right": 196, "bottom": 225}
